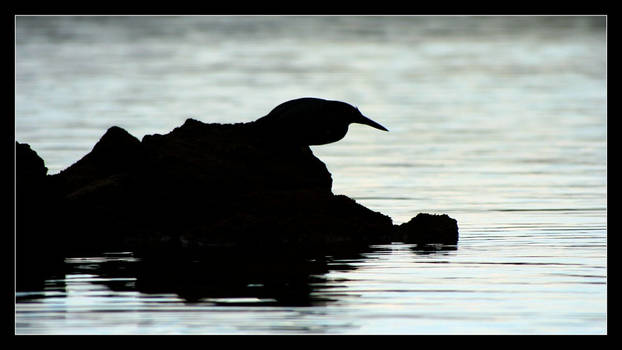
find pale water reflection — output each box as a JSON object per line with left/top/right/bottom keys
{"left": 15, "top": 16, "right": 606, "bottom": 334}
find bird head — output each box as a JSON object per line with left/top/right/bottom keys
{"left": 253, "top": 97, "right": 388, "bottom": 146}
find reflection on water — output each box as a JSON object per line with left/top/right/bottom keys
{"left": 18, "top": 250, "right": 368, "bottom": 307}
{"left": 13, "top": 245, "right": 462, "bottom": 334}
{"left": 15, "top": 240, "right": 604, "bottom": 334}
{"left": 15, "top": 16, "right": 606, "bottom": 334}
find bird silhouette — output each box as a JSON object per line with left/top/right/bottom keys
{"left": 253, "top": 97, "right": 388, "bottom": 146}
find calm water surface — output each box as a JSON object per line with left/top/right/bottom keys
{"left": 15, "top": 16, "right": 607, "bottom": 334}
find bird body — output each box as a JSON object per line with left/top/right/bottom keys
{"left": 253, "top": 97, "right": 388, "bottom": 146}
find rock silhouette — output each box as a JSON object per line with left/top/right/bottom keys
{"left": 15, "top": 142, "right": 64, "bottom": 290}
{"left": 15, "top": 101, "right": 458, "bottom": 291}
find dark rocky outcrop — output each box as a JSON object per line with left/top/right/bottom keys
{"left": 393, "top": 213, "right": 459, "bottom": 245}
{"left": 15, "top": 142, "right": 64, "bottom": 290}
{"left": 15, "top": 119, "right": 458, "bottom": 289}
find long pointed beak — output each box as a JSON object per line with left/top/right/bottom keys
{"left": 356, "top": 114, "right": 389, "bottom": 132}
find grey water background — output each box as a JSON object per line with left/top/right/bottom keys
{"left": 15, "top": 16, "right": 606, "bottom": 334}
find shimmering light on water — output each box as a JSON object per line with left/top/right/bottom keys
{"left": 15, "top": 15, "right": 606, "bottom": 334}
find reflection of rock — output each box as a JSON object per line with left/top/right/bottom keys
{"left": 64, "top": 248, "right": 370, "bottom": 306}
{"left": 134, "top": 247, "right": 347, "bottom": 306}
{"left": 15, "top": 119, "right": 459, "bottom": 273}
